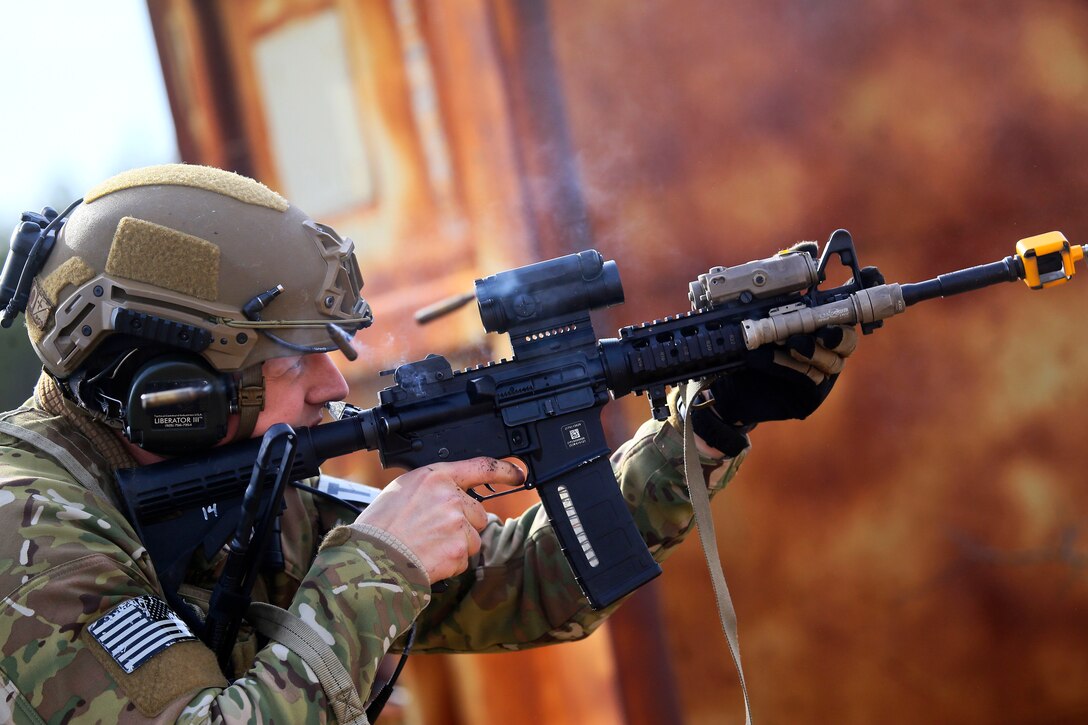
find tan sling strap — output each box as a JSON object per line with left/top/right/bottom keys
{"left": 679, "top": 381, "right": 753, "bottom": 725}
{"left": 247, "top": 602, "right": 368, "bottom": 725}
{"left": 0, "top": 414, "right": 117, "bottom": 508}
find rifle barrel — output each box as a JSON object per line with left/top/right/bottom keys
{"left": 900, "top": 256, "right": 1024, "bottom": 306}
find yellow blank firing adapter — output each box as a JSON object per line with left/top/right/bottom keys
{"left": 1015, "top": 231, "right": 1085, "bottom": 289}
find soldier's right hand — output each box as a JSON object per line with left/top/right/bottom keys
{"left": 355, "top": 457, "right": 525, "bottom": 582}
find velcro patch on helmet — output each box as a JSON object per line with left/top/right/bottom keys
{"left": 106, "top": 217, "right": 220, "bottom": 301}
{"left": 42, "top": 256, "right": 96, "bottom": 307}
{"left": 24, "top": 256, "right": 95, "bottom": 341}
{"left": 84, "top": 163, "right": 289, "bottom": 211}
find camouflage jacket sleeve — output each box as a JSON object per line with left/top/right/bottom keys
{"left": 408, "top": 415, "right": 747, "bottom": 653}
{"left": 0, "top": 436, "right": 430, "bottom": 723}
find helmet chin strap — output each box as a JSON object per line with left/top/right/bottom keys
{"left": 233, "top": 364, "right": 265, "bottom": 442}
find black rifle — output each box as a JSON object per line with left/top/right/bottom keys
{"left": 116, "top": 229, "right": 1076, "bottom": 627}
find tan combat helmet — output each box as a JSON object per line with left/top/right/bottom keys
{"left": 6, "top": 164, "right": 371, "bottom": 445}
{"left": 23, "top": 163, "right": 370, "bottom": 378}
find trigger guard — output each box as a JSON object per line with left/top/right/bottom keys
{"left": 467, "top": 483, "right": 530, "bottom": 502}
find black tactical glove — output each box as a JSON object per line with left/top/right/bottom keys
{"left": 688, "top": 325, "right": 858, "bottom": 456}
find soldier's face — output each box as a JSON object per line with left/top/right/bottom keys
{"left": 252, "top": 353, "right": 349, "bottom": 435}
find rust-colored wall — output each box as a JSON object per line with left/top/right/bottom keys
{"left": 546, "top": 1, "right": 1088, "bottom": 722}
{"left": 150, "top": 0, "right": 1088, "bottom": 722}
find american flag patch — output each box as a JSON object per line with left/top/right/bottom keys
{"left": 88, "top": 596, "right": 197, "bottom": 674}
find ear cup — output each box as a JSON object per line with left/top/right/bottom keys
{"left": 124, "top": 356, "right": 234, "bottom": 454}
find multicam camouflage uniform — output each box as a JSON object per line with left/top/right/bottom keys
{"left": 0, "top": 373, "right": 743, "bottom": 723}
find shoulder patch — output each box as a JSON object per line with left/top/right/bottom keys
{"left": 88, "top": 596, "right": 197, "bottom": 674}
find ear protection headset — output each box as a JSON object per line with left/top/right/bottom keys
{"left": 66, "top": 339, "right": 240, "bottom": 455}
{"left": 123, "top": 354, "right": 237, "bottom": 455}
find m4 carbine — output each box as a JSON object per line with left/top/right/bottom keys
{"left": 115, "top": 228, "right": 1085, "bottom": 622}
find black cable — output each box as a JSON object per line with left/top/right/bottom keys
{"left": 290, "top": 481, "right": 363, "bottom": 515}
{"left": 366, "top": 624, "right": 417, "bottom": 722}
{"left": 289, "top": 479, "right": 414, "bottom": 722}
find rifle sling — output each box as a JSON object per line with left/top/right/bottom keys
{"left": 248, "top": 601, "right": 368, "bottom": 725}
{"left": 0, "top": 419, "right": 116, "bottom": 508}
{"left": 680, "top": 382, "right": 753, "bottom": 725}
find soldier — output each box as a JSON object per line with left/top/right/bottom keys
{"left": 0, "top": 164, "right": 854, "bottom": 722}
